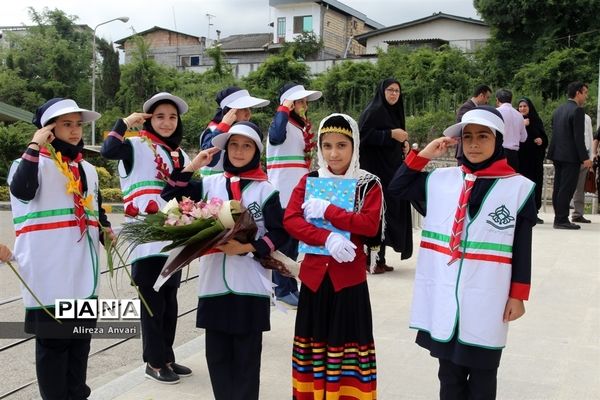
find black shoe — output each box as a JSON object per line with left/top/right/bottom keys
{"left": 536, "top": 217, "right": 544, "bottom": 224}
{"left": 169, "top": 362, "right": 192, "bottom": 377}
{"left": 553, "top": 222, "right": 581, "bottom": 230}
{"left": 571, "top": 216, "right": 591, "bottom": 223}
{"left": 145, "top": 364, "right": 180, "bottom": 384}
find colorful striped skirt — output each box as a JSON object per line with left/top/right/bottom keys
{"left": 292, "top": 274, "right": 377, "bottom": 399}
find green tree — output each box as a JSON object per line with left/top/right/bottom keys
{"left": 513, "top": 48, "right": 594, "bottom": 99}
{"left": 312, "top": 60, "right": 379, "bottom": 115}
{"left": 474, "top": 0, "right": 600, "bottom": 85}
{"left": 5, "top": 8, "right": 92, "bottom": 105}
{"left": 116, "top": 35, "right": 173, "bottom": 113}
{"left": 243, "top": 53, "right": 310, "bottom": 103}
{"left": 97, "top": 39, "right": 121, "bottom": 109}
{"left": 282, "top": 31, "right": 324, "bottom": 60}
{"left": 0, "top": 122, "right": 33, "bottom": 182}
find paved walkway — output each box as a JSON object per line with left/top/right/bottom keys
{"left": 85, "top": 211, "right": 600, "bottom": 400}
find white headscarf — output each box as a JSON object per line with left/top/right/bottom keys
{"left": 316, "top": 113, "right": 384, "bottom": 219}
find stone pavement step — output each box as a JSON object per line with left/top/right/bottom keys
{"left": 88, "top": 212, "right": 600, "bottom": 400}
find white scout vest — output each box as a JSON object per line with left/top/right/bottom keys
{"left": 197, "top": 174, "right": 276, "bottom": 298}
{"left": 118, "top": 137, "right": 190, "bottom": 263}
{"left": 200, "top": 124, "right": 225, "bottom": 177}
{"left": 266, "top": 120, "right": 309, "bottom": 207}
{"left": 8, "top": 156, "right": 101, "bottom": 308}
{"left": 410, "top": 167, "right": 534, "bottom": 348}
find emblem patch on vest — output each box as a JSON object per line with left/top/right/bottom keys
{"left": 486, "top": 205, "right": 515, "bottom": 230}
{"left": 246, "top": 201, "right": 262, "bottom": 219}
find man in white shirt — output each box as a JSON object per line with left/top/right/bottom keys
{"left": 496, "top": 89, "right": 527, "bottom": 171}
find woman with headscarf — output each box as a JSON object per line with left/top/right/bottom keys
{"left": 199, "top": 86, "right": 269, "bottom": 177}
{"left": 8, "top": 98, "right": 112, "bottom": 399}
{"left": 359, "top": 78, "right": 412, "bottom": 274}
{"left": 267, "top": 82, "right": 322, "bottom": 308}
{"left": 517, "top": 97, "right": 548, "bottom": 224}
{"left": 101, "top": 92, "right": 192, "bottom": 384}
{"left": 162, "top": 121, "right": 289, "bottom": 400}
{"left": 284, "top": 114, "right": 382, "bottom": 399}
{"left": 388, "top": 106, "right": 537, "bottom": 399}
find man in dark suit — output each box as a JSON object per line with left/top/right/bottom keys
{"left": 455, "top": 85, "right": 492, "bottom": 164}
{"left": 547, "top": 81, "right": 593, "bottom": 229}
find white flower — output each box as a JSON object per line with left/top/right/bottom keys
{"left": 161, "top": 198, "right": 179, "bottom": 214}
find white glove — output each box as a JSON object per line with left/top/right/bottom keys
{"left": 302, "top": 198, "right": 331, "bottom": 220}
{"left": 325, "top": 232, "right": 357, "bottom": 263}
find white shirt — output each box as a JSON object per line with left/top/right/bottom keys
{"left": 497, "top": 103, "right": 528, "bottom": 150}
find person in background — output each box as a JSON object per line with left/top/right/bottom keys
{"left": 199, "top": 86, "right": 269, "bottom": 177}
{"left": 101, "top": 92, "right": 193, "bottom": 384}
{"left": 570, "top": 113, "right": 594, "bottom": 223}
{"left": 456, "top": 84, "right": 492, "bottom": 122}
{"left": 8, "top": 98, "right": 112, "bottom": 400}
{"left": 389, "top": 106, "right": 535, "bottom": 400}
{"left": 547, "top": 81, "right": 592, "bottom": 229}
{"left": 496, "top": 88, "right": 527, "bottom": 171}
{"left": 284, "top": 114, "right": 382, "bottom": 399}
{"left": 517, "top": 97, "right": 548, "bottom": 224}
{"left": 267, "top": 82, "right": 322, "bottom": 308}
{"left": 358, "top": 78, "right": 413, "bottom": 274}
{"left": 594, "top": 126, "right": 600, "bottom": 204}
{"left": 162, "top": 122, "right": 288, "bottom": 400}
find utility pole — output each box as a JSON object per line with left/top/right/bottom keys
{"left": 206, "top": 14, "right": 215, "bottom": 43}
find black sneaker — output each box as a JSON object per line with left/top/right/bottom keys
{"left": 145, "top": 364, "right": 180, "bottom": 384}
{"left": 169, "top": 362, "right": 192, "bottom": 377}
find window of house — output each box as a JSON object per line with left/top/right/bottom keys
{"left": 277, "top": 17, "right": 286, "bottom": 41}
{"left": 293, "top": 15, "right": 312, "bottom": 33}
{"left": 180, "top": 55, "right": 200, "bottom": 67}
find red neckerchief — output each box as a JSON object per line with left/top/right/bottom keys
{"left": 448, "top": 159, "right": 517, "bottom": 265}
{"left": 140, "top": 130, "right": 182, "bottom": 177}
{"left": 223, "top": 168, "right": 268, "bottom": 201}
{"left": 41, "top": 147, "right": 87, "bottom": 238}
{"left": 289, "top": 117, "right": 315, "bottom": 166}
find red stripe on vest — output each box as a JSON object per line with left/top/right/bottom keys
{"left": 16, "top": 219, "right": 99, "bottom": 236}
{"left": 421, "top": 240, "right": 512, "bottom": 265}
{"left": 266, "top": 162, "right": 309, "bottom": 169}
{"left": 122, "top": 188, "right": 163, "bottom": 203}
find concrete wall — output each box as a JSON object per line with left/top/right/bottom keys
{"left": 122, "top": 30, "right": 204, "bottom": 67}
{"left": 187, "top": 56, "right": 378, "bottom": 79}
{"left": 365, "top": 19, "right": 490, "bottom": 53}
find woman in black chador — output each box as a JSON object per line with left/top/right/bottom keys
{"left": 358, "top": 78, "right": 413, "bottom": 273}
{"left": 517, "top": 97, "right": 548, "bottom": 223}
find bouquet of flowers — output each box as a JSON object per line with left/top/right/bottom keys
{"left": 115, "top": 196, "right": 296, "bottom": 291}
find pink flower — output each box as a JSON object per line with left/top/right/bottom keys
{"left": 165, "top": 215, "right": 179, "bottom": 226}
{"left": 180, "top": 197, "right": 195, "bottom": 213}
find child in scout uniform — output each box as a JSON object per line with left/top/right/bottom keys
{"left": 267, "top": 82, "right": 322, "bottom": 308}
{"left": 8, "top": 98, "right": 112, "bottom": 400}
{"left": 283, "top": 114, "right": 383, "bottom": 400}
{"left": 388, "top": 106, "right": 536, "bottom": 399}
{"left": 162, "top": 121, "right": 288, "bottom": 400}
{"left": 100, "top": 92, "right": 192, "bottom": 384}
{"left": 199, "top": 86, "right": 269, "bottom": 177}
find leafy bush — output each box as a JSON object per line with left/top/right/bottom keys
{"left": 0, "top": 122, "right": 33, "bottom": 183}
{"left": 100, "top": 188, "right": 122, "bottom": 202}
{"left": 0, "top": 186, "right": 9, "bottom": 201}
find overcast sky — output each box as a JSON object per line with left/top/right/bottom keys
{"left": 0, "top": 0, "right": 480, "bottom": 43}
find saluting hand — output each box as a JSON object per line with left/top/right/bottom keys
{"left": 184, "top": 147, "right": 221, "bottom": 172}
{"left": 123, "top": 112, "right": 152, "bottom": 128}
{"left": 418, "top": 137, "right": 458, "bottom": 160}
